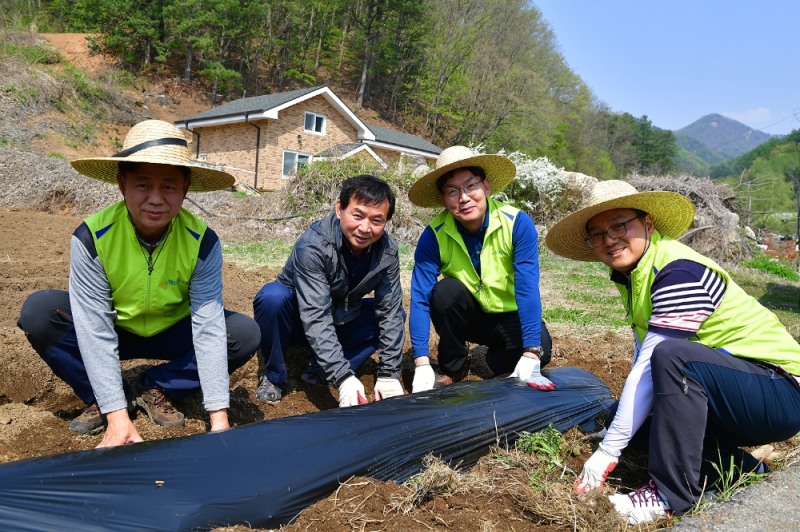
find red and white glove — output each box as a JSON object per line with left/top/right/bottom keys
{"left": 510, "top": 355, "right": 555, "bottom": 390}
{"left": 338, "top": 375, "right": 367, "bottom": 407}
{"left": 574, "top": 444, "right": 618, "bottom": 493}
{"left": 374, "top": 377, "right": 404, "bottom": 400}
{"left": 411, "top": 364, "right": 436, "bottom": 393}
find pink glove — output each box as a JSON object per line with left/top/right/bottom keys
{"left": 338, "top": 375, "right": 367, "bottom": 408}
{"left": 510, "top": 355, "right": 556, "bottom": 391}
{"left": 574, "top": 445, "right": 618, "bottom": 493}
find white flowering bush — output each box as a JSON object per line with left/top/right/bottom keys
{"left": 472, "top": 145, "right": 578, "bottom": 224}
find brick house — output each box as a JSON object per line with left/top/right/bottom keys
{"left": 174, "top": 86, "right": 441, "bottom": 191}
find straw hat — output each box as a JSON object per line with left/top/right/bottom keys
{"left": 71, "top": 120, "right": 234, "bottom": 192}
{"left": 545, "top": 180, "right": 695, "bottom": 261}
{"left": 408, "top": 146, "right": 516, "bottom": 207}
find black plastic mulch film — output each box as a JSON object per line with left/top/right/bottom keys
{"left": 0, "top": 367, "right": 613, "bottom": 531}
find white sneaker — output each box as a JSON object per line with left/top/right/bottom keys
{"left": 609, "top": 480, "right": 672, "bottom": 524}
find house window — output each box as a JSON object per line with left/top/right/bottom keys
{"left": 304, "top": 111, "right": 326, "bottom": 134}
{"left": 282, "top": 150, "right": 311, "bottom": 178}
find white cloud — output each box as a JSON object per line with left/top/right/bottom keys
{"left": 722, "top": 107, "right": 772, "bottom": 128}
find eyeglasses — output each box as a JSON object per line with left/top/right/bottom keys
{"left": 585, "top": 215, "right": 642, "bottom": 248}
{"left": 442, "top": 180, "right": 484, "bottom": 201}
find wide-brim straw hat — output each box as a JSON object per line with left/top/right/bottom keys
{"left": 71, "top": 119, "right": 234, "bottom": 192}
{"left": 408, "top": 145, "right": 516, "bottom": 207}
{"left": 545, "top": 180, "right": 695, "bottom": 261}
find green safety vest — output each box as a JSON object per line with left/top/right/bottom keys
{"left": 619, "top": 230, "right": 800, "bottom": 374}
{"left": 85, "top": 201, "right": 205, "bottom": 337}
{"left": 431, "top": 198, "right": 519, "bottom": 313}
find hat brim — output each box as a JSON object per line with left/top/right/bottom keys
{"left": 408, "top": 154, "right": 516, "bottom": 207}
{"left": 545, "top": 191, "right": 695, "bottom": 261}
{"left": 70, "top": 157, "right": 234, "bottom": 192}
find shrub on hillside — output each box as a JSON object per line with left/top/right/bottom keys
{"left": 474, "top": 146, "right": 581, "bottom": 225}
{"left": 275, "top": 158, "right": 429, "bottom": 245}
{"left": 627, "top": 174, "right": 751, "bottom": 266}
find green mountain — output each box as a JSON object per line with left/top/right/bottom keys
{"left": 674, "top": 113, "right": 773, "bottom": 174}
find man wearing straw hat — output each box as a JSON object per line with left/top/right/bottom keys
{"left": 17, "top": 119, "right": 260, "bottom": 447}
{"left": 407, "top": 146, "right": 553, "bottom": 392}
{"left": 546, "top": 180, "right": 800, "bottom": 524}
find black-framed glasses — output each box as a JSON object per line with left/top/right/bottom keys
{"left": 585, "top": 215, "right": 642, "bottom": 249}
{"left": 442, "top": 179, "right": 484, "bottom": 201}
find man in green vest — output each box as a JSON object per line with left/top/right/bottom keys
{"left": 547, "top": 180, "right": 800, "bottom": 524}
{"left": 407, "top": 146, "right": 552, "bottom": 393}
{"left": 17, "top": 120, "right": 260, "bottom": 448}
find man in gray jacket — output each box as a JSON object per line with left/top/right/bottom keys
{"left": 253, "top": 174, "right": 405, "bottom": 407}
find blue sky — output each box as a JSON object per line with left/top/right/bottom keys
{"left": 535, "top": 1, "right": 800, "bottom": 135}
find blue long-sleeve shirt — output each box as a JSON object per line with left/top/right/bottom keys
{"left": 409, "top": 204, "right": 543, "bottom": 358}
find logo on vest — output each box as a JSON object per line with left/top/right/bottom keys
{"left": 160, "top": 279, "right": 190, "bottom": 289}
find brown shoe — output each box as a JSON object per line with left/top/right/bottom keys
{"left": 135, "top": 383, "right": 185, "bottom": 427}
{"left": 434, "top": 360, "right": 470, "bottom": 388}
{"left": 68, "top": 403, "right": 104, "bottom": 435}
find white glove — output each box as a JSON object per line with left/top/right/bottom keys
{"left": 338, "top": 375, "right": 367, "bottom": 408}
{"left": 574, "top": 445, "right": 619, "bottom": 494}
{"left": 412, "top": 364, "right": 436, "bottom": 393}
{"left": 374, "top": 377, "right": 404, "bottom": 400}
{"left": 510, "top": 355, "right": 556, "bottom": 390}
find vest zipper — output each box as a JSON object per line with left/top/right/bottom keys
{"left": 145, "top": 252, "right": 154, "bottom": 275}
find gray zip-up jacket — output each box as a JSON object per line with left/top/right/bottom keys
{"left": 276, "top": 212, "right": 404, "bottom": 387}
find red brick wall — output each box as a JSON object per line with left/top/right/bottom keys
{"left": 191, "top": 95, "right": 359, "bottom": 191}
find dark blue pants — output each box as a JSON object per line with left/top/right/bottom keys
{"left": 608, "top": 339, "right": 800, "bottom": 515}
{"left": 17, "top": 289, "right": 260, "bottom": 405}
{"left": 429, "top": 277, "right": 552, "bottom": 377}
{"left": 252, "top": 282, "right": 386, "bottom": 386}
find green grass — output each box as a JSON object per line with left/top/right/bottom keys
{"left": 515, "top": 426, "right": 584, "bottom": 490}
{"left": 219, "top": 235, "right": 800, "bottom": 340}
{"left": 539, "top": 251, "right": 628, "bottom": 328}
{"left": 398, "top": 243, "right": 415, "bottom": 271}
{"left": 538, "top": 248, "right": 800, "bottom": 338}
{"left": 1, "top": 42, "right": 61, "bottom": 65}
{"left": 222, "top": 240, "right": 294, "bottom": 269}
{"left": 741, "top": 254, "right": 799, "bottom": 282}
{"left": 543, "top": 306, "right": 627, "bottom": 327}
{"left": 731, "top": 264, "right": 800, "bottom": 336}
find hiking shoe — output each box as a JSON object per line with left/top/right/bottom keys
{"left": 69, "top": 403, "right": 104, "bottom": 435}
{"left": 255, "top": 375, "right": 285, "bottom": 405}
{"left": 135, "top": 378, "right": 185, "bottom": 427}
{"left": 433, "top": 360, "right": 470, "bottom": 388}
{"left": 300, "top": 361, "right": 327, "bottom": 386}
{"left": 434, "top": 373, "right": 455, "bottom": 387}
{"left": 609, "top": 479, "right": 672, "bottom": 524}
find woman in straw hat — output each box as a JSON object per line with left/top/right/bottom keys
{"left": 546, "top": 180, "right": 800, "bottom": 524}
{"left": 407, "top": 146, "right": 553, "bottom": 392}
{"left": 17, "top": 119, "right": 260, "bottom": 447}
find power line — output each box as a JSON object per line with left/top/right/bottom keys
{"left": 756, "top": 108, "right": 800, "bottom": 134}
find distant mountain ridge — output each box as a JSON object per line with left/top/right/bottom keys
{"left": 673, "top": 113, "right": 773, "bottom": 174}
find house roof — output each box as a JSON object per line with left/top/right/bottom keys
{"left": 316, "top": 143, "right": 387, "bottom": 169}
{"left": 365, "top": 124, "right": 441, "bottom": 155}
{"left": 180, "top": 86, "right": 324, "bottom": 122}
{"left": 316, "top": 143, "right": 365, "bottom": 157}
{"left": 175, "top": 85, "right": 440, "bottom": 158}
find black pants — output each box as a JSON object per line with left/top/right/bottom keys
{"left": 429, "top": 277, "right": 551, "bottom": 377}
{"left": 606, "top": 339, "right": 800, "bottom": 515}
{"left": 17, "top": 289, "right": 260, "bottom": 405}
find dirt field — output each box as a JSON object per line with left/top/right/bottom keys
{"left": 0, "top": 137, "right": 636, "bottom": 531}
{"left": 1, "top": 32, "right": 789, "bottom": 531}
{"left": 0, "top": 201, "right": 633, "bottom": 531}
